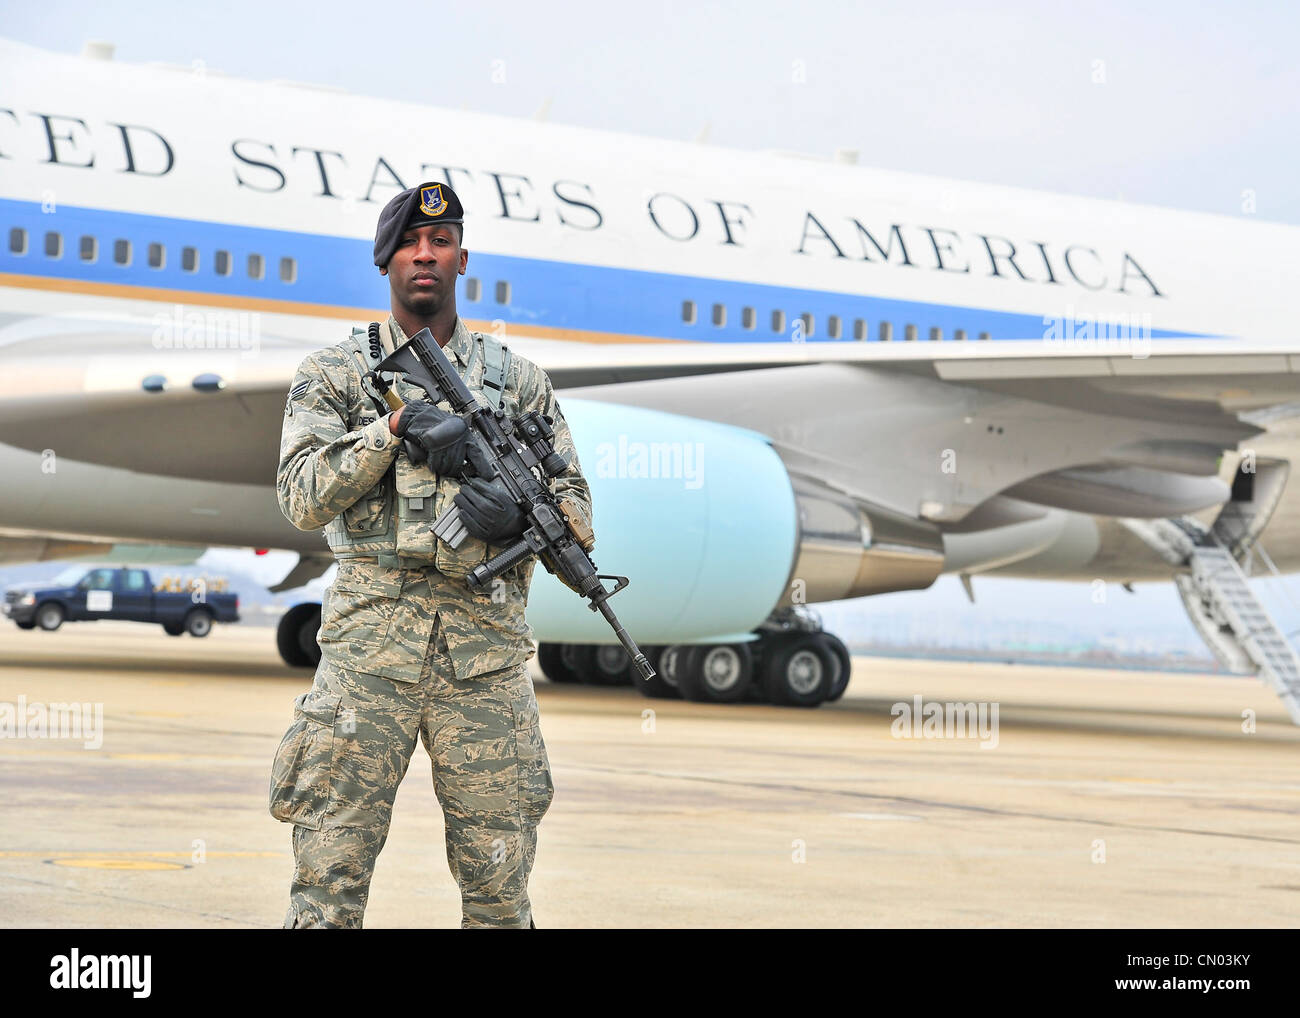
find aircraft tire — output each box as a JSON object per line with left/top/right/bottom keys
{"left": 537, "top": 642, "right": 580, "bottom": 683}
{"left": 631, "top": 646, "right": 678, "bottom": 698}
{"left": 276, "top": 604, "right": 320, "bottom": 668}
{"left": 658, "top": 645, "right": 686, "bottom": 691}
{"left": 763, "top": 634, "right": 832, "bottom": 707}
{"left": 678, "top": 643, "right": 754, "bottom": 703}
{"left": 297, "top": 608, "right": 321, "bottom": 666}
{"left": 569, "top": 644, "right": 634, "bottom": 685}
{"left": 819, "top": 632, "right": 853, "bottom": 702}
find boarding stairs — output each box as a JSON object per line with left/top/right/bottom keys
{"left": 1125, "top": 458, "right": 1300, "bottom": 725}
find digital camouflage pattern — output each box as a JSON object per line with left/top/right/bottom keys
{"left": 270, "top": 315, "right": 586, "bottom": 927}
{"left": 269, "top": 607, "right": 554, "bottom": 928}
{"left": 276, "top": 315, "right": 593, "bottom": 682}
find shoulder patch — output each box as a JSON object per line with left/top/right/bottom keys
{"left": 285, "top": 378, "right": 310, "bottom": 417}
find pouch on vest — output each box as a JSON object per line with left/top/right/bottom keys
{"left": 393, "top": 448, "right": 496, "bottom": 576}
{"left": 432, "top": 470, "right": 493, "bottom": 579}
{"left": 392, "top": 331, "right": 515, "bottom": 578}
{"left": 393, "top": 452, "right": 443, "bottom": 565}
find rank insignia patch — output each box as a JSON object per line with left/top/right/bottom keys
{"left": 286, "top": 379, "right": 309, "bottom": 416}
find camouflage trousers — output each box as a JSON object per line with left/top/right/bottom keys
{"left": 268, "top": 598, "right": 554, "bottom": 929}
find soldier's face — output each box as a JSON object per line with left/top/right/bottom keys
{"left": 382, "top": 224, "right": 467, "bottom": 313}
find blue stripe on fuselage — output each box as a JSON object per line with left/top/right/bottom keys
{"left": 0, "top": 198, "right": 1204, "bottom": 341}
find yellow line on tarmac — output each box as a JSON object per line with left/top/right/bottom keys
{"left": 0, "top": 850, "right": 285, "bottom": 858}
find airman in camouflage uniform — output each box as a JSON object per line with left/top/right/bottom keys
{"left": 268, "top": 181, "right": 592, "bottom": 928}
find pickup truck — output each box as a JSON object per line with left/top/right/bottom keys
{"left": 3, "top": 566, "right": 240, "bottom": 636}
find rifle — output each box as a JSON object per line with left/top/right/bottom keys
{"left": 368, "top": 328, "right": 655, "bottom": 681}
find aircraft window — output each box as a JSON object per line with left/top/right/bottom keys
{"left": 79, "top": 235, "right": 97, "bottom": 262}
{"left": 681, "top": 300, "right": 696, "bottom": 324}
{"left": 465, "top": 277, "right": 481, "bottom": 301}
{"left": 495, "top": 280, "right": 510, "bottom": 304}
{"left": 148, "top": 243, "right": 165, "bottom": 269}
{"left": 955, "top": 329, "right": 967, "bottom": 341}
{"left": 8, "top": 227, "right": 26, "bottom": 254}
{"left": 827, "top": 315, "right": 841, "bottom": 340}
{"left": 279, "top": 256, "right": 297, "bottom": 284}
{"left": 929, "top": 327, "right": 942, "bottom": 341}
{"left": 44, "top": 231, "right": 62, "bottom": 258}
{"left": 978, "top": 331, "right": 991, "bottom": 340}
{"left": 741, "top": 306, "right": 755, "bottom": 330}
{"left": 853, "top": 318, "right": 866, "bottom": 341}
{"left": 879, "top": 322, "right": 893, "bottom": 342}
{"left": 125, "top": 570, "right": 148, "bottom": 591}
{"left": 214, "top": 250, "right": 231, "bottom": 276}
{"left": 182, "top": 247, "right": 199, "bottom": 272}
{"left": 904, "top": 324, "right": 918, "bottom": 341}
{"left": 798, "top": 313, "right": 814, "bottom": 338}
{"left": 712, "top": 303, "right": 726, "bottom": 327}
{"left": 248, "top": 253, "right": 264, "bottom": 279}
{"left": 771, "top": 309, "right": 785, "bottom": 333}
{"left": 113, "top": 239, "right": 131, "bottom": 266}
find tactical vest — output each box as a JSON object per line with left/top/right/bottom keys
{"left": 322, "top": 323, "right": 515, "bottom": 577}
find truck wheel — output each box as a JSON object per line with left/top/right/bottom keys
{"left": 763, "top": 634, "right": 832, "bottom": 707}
{"left": 184, "top": 609, "right": 213, "bottom": 638}
{"left": 678, "top": 643, "right": 754, "bottom": 703}
{"left": 36, "top": 603, "right": 64, "bottom": 631}
{"left": 819, "top": 632, "right": 853, "bottom": 702}
{"left": 162, "top": 622, "right": 184, "bottom": 637}
{"left": 537, "top": 643, "right": 580, "bottom": 683}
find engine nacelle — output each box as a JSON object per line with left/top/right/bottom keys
{"left": 525, "top": 399, "right": 797, "bottom": 643}
{"left": 525, "top": 400, "right": 946, "bottom": 644}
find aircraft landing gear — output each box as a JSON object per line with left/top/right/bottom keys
{"left": 754, "top": 606, "right": 851, "bottom": 706}
{"left": 535, "top": 642, "right": 637, "bottom": 688}
{"left": 676, "top": 643, "right": 754, "bottom": 703}
{"left": 276, "top": 603, "right": 321, "bottom": 668}
{"left": 538, "top": 607, "right": 852, "bottom": 709}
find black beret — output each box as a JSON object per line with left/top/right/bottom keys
{"left": 373, "top": 181, "right": 465, "bottom": 267}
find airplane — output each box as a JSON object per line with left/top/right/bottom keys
{"left": 1, "top": 37, "right": 1298, "bottom": 716}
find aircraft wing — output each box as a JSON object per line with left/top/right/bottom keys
{"left": 0, "top": 316, "right": 1292, "bottom": 504}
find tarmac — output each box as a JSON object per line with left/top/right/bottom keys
{"left": 1, "top": 620, "right": 1297, "bottom": 928}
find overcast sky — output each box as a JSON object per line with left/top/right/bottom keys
{"left": 6, "top": 0, "right": 1299, "bottom": 224}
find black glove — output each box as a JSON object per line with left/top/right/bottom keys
{"left": 396, "top": 402, "right": 470, "bottom": 476}
{"left": 462, "top": 436, "right": 495, "bottom": 480}
{"left": 453, "top": 475, "right": 526, "bottom": 542}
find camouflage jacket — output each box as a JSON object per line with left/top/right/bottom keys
{"left": 276, "top": 315, "right": 593, "bottom": 681}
